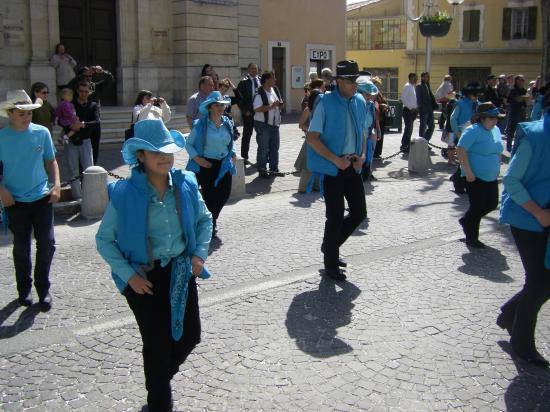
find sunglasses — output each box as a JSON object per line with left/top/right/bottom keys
{"left": 39, "top": 90, "right": 49, "bottom": 95}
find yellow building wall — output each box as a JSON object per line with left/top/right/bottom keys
{"left": 347, "top": 0, "right": 542, "bottom": 94}
{"left": 260, "top": 0, "right": 346, "bottom": 112}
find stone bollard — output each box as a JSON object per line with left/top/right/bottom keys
{"left": 81, "top": 166, "right": 109, "bottom": 219}
{"left": 408, "top": 136, "right": 432, "bottom": 174}
{"left": 230, "top": 157, "right": 246, "bottom": 199}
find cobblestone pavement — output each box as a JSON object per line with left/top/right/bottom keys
{"left": 1, "top": 122, "right": 550, "bottom": 411}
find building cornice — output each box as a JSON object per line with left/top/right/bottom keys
{"left": 405, "top": 48, "right": 541, "bottom": 55}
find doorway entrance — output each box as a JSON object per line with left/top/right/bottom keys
{"left": 268, "top": 40, "right": 290, "bottom": 112}
{"left": 449, "top": 67, "right": 491, "bottom": 92}
{"left": 59, "top": 0, "right": 117, "bottom": 105}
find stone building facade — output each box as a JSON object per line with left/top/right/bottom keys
{"left": 0, "top": 0, "right": 260, "bottom": 106}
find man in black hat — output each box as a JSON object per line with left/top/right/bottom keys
{"left": 306, "top": 60, "right": 367, "bottom": 282}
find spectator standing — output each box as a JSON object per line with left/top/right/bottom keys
{"left": 237, "top": 63, "right": 260, "bottom": 164}
{"left": 133, "top": 90, "right": 171, "bottom": 124}
{"left": 186, "top": 76, "right": 214, "bottom": 128}
{"left": 201, "top": 64, "right": 220, "bottom": 90}
{"left": 416, "top": 72, "right": 438, "bottom": 142}
{"left": 372, "top": 76, "right": 388, "bottom": 160}
{"left": 218, "top": 78, "right": 242, "bottom": 139}
{"left": 506, "top": 75, "right": 530, "bottom": 152}
{"left": 306, "top": 60, "right": 367, "bottom": 282}
{"left": 67, "top": 66, "right": 114, "bottom": 164}
{"left": 30, "top": 82, "right": 55, "bottom": 134}
{"left": 0, "top": 90, "right": 60, "bottom": 311}
{"left": 253, "top": 71, "right": 284, "bottom": 178}
{"left": 498, "top": 91, "right": 550, "bottom": 368}
{"left": 435, "top": 74, "right": 454, "bottom": 130}
{"left": 400, "top": 72, "right": 418, "bottom": 153}
{"left": 480, "top": 75, "right": 501, "bottom": 107}
{"left": 50, "top": 43, "right": 77, "bottom": 92}
{"left": 321, "top": 68, "right": 336, "bottom": 92}
{"left": 67, "top": 82, "right": 97, "bottom": 199}
{"left": 497, "top": 74, "right": 510, "bottom": 108}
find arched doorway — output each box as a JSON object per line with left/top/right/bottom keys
{"left": 59, "top": 0, "right": 117, "bottom": 105}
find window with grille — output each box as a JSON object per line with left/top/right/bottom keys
{"left": 502, "top": 7, "right": 537, "bottom": 40}
{"left": 462, "top": 9, "right": 481, "bottom": 42}
{"left": 346, "top": 18, "right": 406, "bottom": 50}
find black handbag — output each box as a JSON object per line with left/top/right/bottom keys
{"left": 124, "top": 123, "right": 134, "bottom": 141}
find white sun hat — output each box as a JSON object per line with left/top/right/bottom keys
{"left": 0, "top": 90, "right": 43, "bottom": 117}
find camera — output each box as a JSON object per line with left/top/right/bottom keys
{"left": 152, "top": 97, "right": 161, "bottom": 107}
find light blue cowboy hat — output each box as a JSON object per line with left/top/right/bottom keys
{"left": 198, "top": 91, "right": 231, "bottom": 116}
{"left": 356, "top": 75, "right": 379, "bottom": 96}
{"left": 122, "top": 119, "right": 186, "bottom": 165}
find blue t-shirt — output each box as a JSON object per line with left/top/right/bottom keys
{"left": 186, "top": 119, "right": 233, "bottom": 160}
{"left": 457, "top": 123, "right": 504, "bottom": 182}
{"left": 309, "top": 100, "right": 357, "bottom": 155}
{"left": 0, "top": 123, "right": 56, "bottom": 202}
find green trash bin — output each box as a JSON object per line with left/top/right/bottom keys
{"left": 383, "top": 99, "right": 403, "bottom": 134}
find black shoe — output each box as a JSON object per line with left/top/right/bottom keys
{"left": 38, "top": 293, "right": 52, "bottom": 312}
{"left": 324, "top": 268, "right": 347, "bottom": 282}
{"left": 465, "top": 239, "right": 485, "bottom": 248}
{"left": 259, "top": 171, "right": 270, "bottom": 179}
{"left": 269, "top": 170, "right": 285, "bottom": 177}
{"left": 321, "top": 245, "right": 347, "bottom": 267}
{"left": 373, "top": 155, "right": 382, "bottom": 160}
{"left": 512, "top": 346, "right": 550, "bottom": 368}
{"left": 243, "top": 159, "right": 251, "bottom": 165}
{"left": 496, "top": 312, "right": 513, "bottom": 336}
{"left": 458, "top": 217, "right": 466, "bottom": 236}
{"left": 18, "top": 291, "right": 33, "bottom": 307}
{"left": 369, "top": 174, "right": 377, "bottom": 181}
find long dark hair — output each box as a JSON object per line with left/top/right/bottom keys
{"left": 135, "top": 90, "right": 153, "bottom": 105}
{"left": 30, "top": 82, "right": 49, "bottom": 103}
{"left": 201, "top": 64, "right": 213, "bottom": 76}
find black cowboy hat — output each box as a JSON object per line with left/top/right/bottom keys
{"left": 334, "top": 60, "right": 360, "bottom": 81}
{"left": 461, "top": 81, "right": 483, "bottom": 96}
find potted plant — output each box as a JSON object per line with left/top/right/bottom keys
{"left": 418, "top": 11, "right": 452, "bottom": 37}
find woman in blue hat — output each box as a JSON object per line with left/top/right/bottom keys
{"left": 498, "top": 90, "right": 550, "bottom": 368}
{"left": 186, "top": 91, "right": 237, "bottom": 238}
{"left": 356, "top": 75, "right": 379, "bottom": 181}
{"left": 96, "top": 119, "right": 213, "bottom": 411}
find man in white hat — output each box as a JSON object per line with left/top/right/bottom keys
{"left": 0, "top": 90, "right": 60, "bottom": 311}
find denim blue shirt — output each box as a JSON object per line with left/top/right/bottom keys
{"left": 309, "top": 99, "right": 357, "bottom": 155}
{"left": 0, "top": 123, "right": 56, "bottom": 202}
{"left": 457, "top": 123, "right": 504, "bottom": 181}
{"left": 186, "top": 118, "right": 232, "bottom": 160}
{"left": 96, "top": 175, "right": 186, "bottom": 281}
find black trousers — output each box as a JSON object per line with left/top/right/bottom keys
{"left": 401, "top": 108, "right": 416, "bottom": 150}
{"left": 463, "top": 178, "right": 498, "bottom": 241}
{"left": 124, "top": 261, "right": 201, "bottom": 412}
{"left": 418, "top": 109, "right": 435, "bottom": 141}
{"left": 322, "top": 166, "right": 367, "bottom": 269}
{"left": 501, "top": 227, "right": 550, "bottom": 352}
{"left": 91, "top": 124, "right": 101, "bottom": 165}
{"left": 240, "top": 113, "right": 254, "bottom": 160}
{"left": 373, "top": 129, "right": 384, "bottom": 157}
{"left": 197, "top": 158, "right": 232, "bottom": 229}
{"left": 5, "top": 195, "right": 55, "bottom": 299}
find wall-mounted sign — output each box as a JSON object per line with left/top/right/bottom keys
{"left": 310, "top": 49, "right": 330, "bottom": 60}
{"left": 291, "top": 66, "right": 304, "bottom": 89}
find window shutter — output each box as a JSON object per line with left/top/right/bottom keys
{"left": 527, "top": 6, "right": 537, "bottom": 40}
{"left": 471, "top": 10, "right": 480, "bottom": 42}
{"left": 502, "top": 8, "right": 511, "bottom": 40}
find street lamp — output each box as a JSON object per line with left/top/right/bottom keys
{"left": 406, "top": 0, "right": 465, "bottom": 72}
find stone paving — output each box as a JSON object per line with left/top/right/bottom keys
{"left": 1, "top": 121, "right": 550, "bottom": 411}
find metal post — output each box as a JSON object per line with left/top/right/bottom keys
{"left": 425, "top": 36, "right": 432, "bottom": 73}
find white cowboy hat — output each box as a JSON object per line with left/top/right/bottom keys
{"left": 0, "top": 90, "right": 43, "bottom": 117}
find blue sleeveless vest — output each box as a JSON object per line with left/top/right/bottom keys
{"left": 306, "top": 88, "right": 367, "bottom": 177}
{"left": 108, "top": 167, "right": 211, "bottom": 292}
{"left": 500, "top": 115, "right": 550, "bottom": 232}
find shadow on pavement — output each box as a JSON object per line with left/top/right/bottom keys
{"left": 498, "top": 340, "right": 550, "bottom": 411}
{"left": 285, "top": 275, "right": 361, "bottom": 358}
{"left": 0, "top": 299, "right": 41, "bottom": 339}
{"left": 289, "top": 192, "right": 319, "bottom": 208}
{"left": 458, "top": 245, "right": 513, "bottom": 283}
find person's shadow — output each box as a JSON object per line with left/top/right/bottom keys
{"left": 0, "top": 299, "right": 41, "bottom": 339}
{"left": 285, "top": 275, "right": 361, "bottom": 358}
{"left": 498, "top": 340, "right": 550, "bottom": 411}
{"left": 458, "top": 244, "right": 514, "bottom": 283}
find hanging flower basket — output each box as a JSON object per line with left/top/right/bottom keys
{"left": 419, "top": 20, "right": 452, "bottom": 37}
{"left": 418, "top": 11, "right": 452, "bottom": 37}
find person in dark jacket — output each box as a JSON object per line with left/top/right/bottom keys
{"left": 415, "top": 72, "right": 438, "bottom": 142}
{"left": 237, "top": 63, "right": 260, "bottom": 164}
